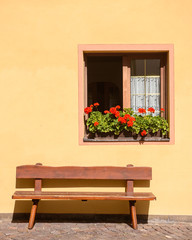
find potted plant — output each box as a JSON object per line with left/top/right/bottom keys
{"left": 84, "top": 103, "right": 169, "bottom": 141}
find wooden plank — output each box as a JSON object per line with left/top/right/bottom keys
{"left": 12, "top": 191, "right": 156, "bottom": 201}
{"left": 123, "top": 56, "right": 131, "bottom": 108}
{"left": 35, "top": 179, "right": 42, "bottom": 192}
{"left": 126, "top": 165, "right": 134, "bottom": 192}
{"left": 126, "top": 181, "right": 134, "bottom": 192}
{"left": 84, "top": 54, "right": 88, "bottom": 107}
{"left": 160, "top": 55, "right": 166, "bottom": 118}
{"left": 34, "top": 163, "right": 42, "bottom": 192}
{"left": 16, "top": 166, "right": 152, "bottom": 180}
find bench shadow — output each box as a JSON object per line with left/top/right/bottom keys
{"left": 15, "top": 179, "right": 150, "bottom": 189}
{"left": 12, "top": 212, "right": 150, "bottom": 228}
{"left": 13, "top": 179, "right": 151, "bottom": 226}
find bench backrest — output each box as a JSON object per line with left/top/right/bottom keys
{"left": 16, "top": 164, "right": 152, "bottom": 180}
{"left": 16, "top": 164, "right": 152, "bottom": 192}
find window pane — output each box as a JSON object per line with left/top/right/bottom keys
{"left": 146, "top": 95, "right": 160, "bottom": 113}
{"left": 146, "top": 76, "right": 160, "bottom": 94}
{"left": 131, "top": 93, "right": 145, "bottom": 113}
{"left": 87, "top": 56, "right": 122, "bottom": 112}
{"left": 146, "top": 59, "right": 160, "bottom": 75}
{"left": 131, "top": 60, "right": 144, "bottom": 76}
{"left": 131, "top": 76, "right": 145, "bottom": 94}
{"left": 131, "top": 59, "right": 161, "bottom": 116}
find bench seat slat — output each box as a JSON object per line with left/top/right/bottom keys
{"left": 12, "top": 191, "right": 156, "bottom": 201}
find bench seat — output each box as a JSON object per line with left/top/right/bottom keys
{"left": 13, "top": 191, "right": 156, "bottom": 201}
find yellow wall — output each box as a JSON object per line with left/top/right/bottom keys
{"left": 0, "top": 0, "right": 192, "bottom": 215}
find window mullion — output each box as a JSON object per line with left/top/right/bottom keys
{"left": 160, "top": 56, "right": 166, "bottom": 118}
{"left": 122, "top": 56, "right": 131, "bottom": 108}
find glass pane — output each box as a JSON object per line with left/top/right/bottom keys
{"left": 131, "top": 59, "right": 144, "bottom": 76}
{"left": 131, "top": 76, "right": 145, "bottom": 94}
{"left": 131, "top": 59, "right": 161, "bottom": 115}
{"left": 87, "top": 56, "right": 122, "bottom": 112}
{"left": 146, "top": 95, "right": 160, "bottom": 115}
{"left": 146, "top": 76, "right": 160, "bottom": 94}
{"left": 131, "top": 94, "right": 145, "bottom": 113}
{"left": 146, "top": 59, "right": 160, "bottom": 75}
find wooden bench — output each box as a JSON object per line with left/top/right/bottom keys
{"left": 12, "top": 163, "right": 156, "bottom": 229}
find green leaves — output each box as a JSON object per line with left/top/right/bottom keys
{"left": 86, "top": 111, "right": 115, "bottom": 133}
{"left": 85, "top": 108, "right": 169, "bottom": 136}
{"left": 131, "top": 115, "right": 169, "bottom": 135}
{"left": 123, "top": 108, "right": 134, "bottom": 115}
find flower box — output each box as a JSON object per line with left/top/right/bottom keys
{"left": 84, "top": 103, "right": 169, "bottom": 142}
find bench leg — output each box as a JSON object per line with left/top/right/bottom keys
{"left": 129, "top": 200, "right": 137, "bottom": 229}
{"left": 28, "top": 200, "right": 39, "bottom": 229}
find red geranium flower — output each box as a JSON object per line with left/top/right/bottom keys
{"left": 129, "top": 116, "right": 136, "bottom": 122}
{"left": 115, "top": 111, "right": 120, "bottom": 118}
{"left": 141, "top": 130, "right": 147, "bottom": 136}
{"left": 90, "top": 104, "right": 93, "bottom": 108}
{"left": 124, "top": 114, "right": 131, "bottom": 120}
{"left": 94, "top": 102, "right": 99, "bottom": 107}
{"left": 115, "top": 105, "right": 121, "bottom": 110}
{"left": 127, "top": 120, "right": 134, "bottom": 127}
{"left": 94, "top": 121, "right": 99, "bottom": 126}
{"left": 104, "top": 110, "right": 110, "bottom": 114}
{"left": 161, "top": 108, "right": 165, "bottom": 112}
{"left": 84, "top": 107, "right": 92, "bottom": 114}
{"left": 138, "top": 108, "right": 146, "bottom": 114}
{"left": 148, "top": 107, "right": 155, "bottom": 113}
{"left": 118, "top": 117, "right": 126, "bottom": 124}
{"left": 110, "top": 107, "right": 117, "bottom": 115}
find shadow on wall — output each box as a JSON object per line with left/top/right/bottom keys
{"left": 12, "top": 179, "right": 151, "bottom": 223}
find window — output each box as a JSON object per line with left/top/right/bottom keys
{"left": 78, "top": 45, "right": 174, "bottom": 145}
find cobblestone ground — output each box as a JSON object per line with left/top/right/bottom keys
{"left": 0, "top": 219, "right": 191, "bottom": 240}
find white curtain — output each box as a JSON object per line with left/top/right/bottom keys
{"left": 131, "top": 76, "right": 160, "bottom": 116}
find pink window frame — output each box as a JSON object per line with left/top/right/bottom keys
{"left": 78, "top": 44, "right": 175, "bottom": 145}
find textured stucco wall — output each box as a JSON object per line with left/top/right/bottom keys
{"left": 0, "top": 0, "right": 191, "bottom": 215}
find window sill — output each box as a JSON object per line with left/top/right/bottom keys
{"left": 83, "top": 132, "right": 170, "bottom": 142}
{"left": 83, "top": 137, "right": 170, "bottom": 142}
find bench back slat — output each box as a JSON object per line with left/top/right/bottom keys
{"left": 16, "top": 165, "right": 152, "bottom": 180}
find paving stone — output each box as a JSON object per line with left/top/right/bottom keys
{"left": 0, "top": 220, "right": 192, "bottom": 240}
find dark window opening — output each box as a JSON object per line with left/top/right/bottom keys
{"left": 87, "top": 56, "right": 122, "bottom": 112}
